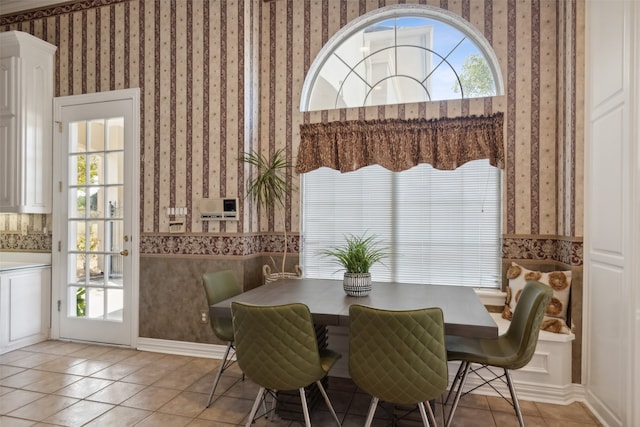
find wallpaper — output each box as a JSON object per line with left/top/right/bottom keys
{"left": 0, "top": 0, "right": 583, "bottom": 265}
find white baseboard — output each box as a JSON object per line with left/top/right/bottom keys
{"left": 136, "top": 337, "right": 232, "bottom": 360}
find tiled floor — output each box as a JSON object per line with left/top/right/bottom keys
{"left": 1, "top": 340, "right": 602, "bottom": 427}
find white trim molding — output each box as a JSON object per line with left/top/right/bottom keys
{"left": 136, "top": 337, "right": 232, "bottom": 361}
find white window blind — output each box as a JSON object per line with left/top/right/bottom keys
{"left": 301, "top": 159, "right": 501, "bottom": 287}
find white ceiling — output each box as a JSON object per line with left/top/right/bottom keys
{"left": 0, "top": 0, "right": 69, "bottom": 15}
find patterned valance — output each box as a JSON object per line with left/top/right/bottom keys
{"left": 296, "top": 113, "right": 504, "bottom": 174}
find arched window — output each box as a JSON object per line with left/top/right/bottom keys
{"left": 300, "top": 4, "right": 503, "bottom": 111}
{"left": 300, "top": 5, "right": 504, "bottom": 288}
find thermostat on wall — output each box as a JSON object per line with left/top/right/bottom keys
{"left": 198, "top": 198, "right": 238, "bottom": 221}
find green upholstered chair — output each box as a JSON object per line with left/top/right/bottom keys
{"left": 444, "top": 281, "right": 553, "bottom": 427}
{"left": 231, "top": 302, "right": 342, "bottom": 427}
{"left": 348, "top": 304, "right": 449, "bottom": 427}
{"left": 202, "top": 270, "right": 243, "bottom": 407}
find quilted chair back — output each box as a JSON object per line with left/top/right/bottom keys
{"left": 231, "top": 302, "right": 327, "bottom": 391}
{"left": 502, "top": 281, "right": 553, "bottom": 370}
{"left": 202, "top": 270, "right": 242, "bottom": 342}
{"left": 349, "top": 304, "right": 448, "bottom": 405}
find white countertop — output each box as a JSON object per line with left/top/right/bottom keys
{"left": 0, "top": 252, "right": 52, "bottom": 273}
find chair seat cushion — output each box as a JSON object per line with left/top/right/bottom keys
{"left": 446, "top": 334, "right": 527, "bottom": 370}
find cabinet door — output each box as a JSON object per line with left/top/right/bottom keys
{"left": 0, "top": 268, "right": 51, "bottom": 354}
{"left": 0, "top": 56, "right": 17, "bottom": 115}
{"left": 0, "top": 57, "right": 18, "bottom": 209}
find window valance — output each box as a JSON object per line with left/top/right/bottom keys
{"left": 296, "top": 113, "right": 504, "bottom": 174}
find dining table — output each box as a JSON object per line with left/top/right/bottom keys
{"left": 209, "top": 277, "right": 498, "bottom": 339}
{"left": 209, "top": 277, "right": 498, "bottom": 421}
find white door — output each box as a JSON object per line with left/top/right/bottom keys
{"left": 52, "top": 89, "right": 139, "bottom": 346}
{"left": 585, "top": 1, "right": 639, "bottom": 426}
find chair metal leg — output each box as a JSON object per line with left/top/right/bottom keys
{"left": 444, "top": 361, "right": 466, "bottom": 406}
{"left": 316, "top": 380, "right": 342, "bottom": 426}
{"left": 418, "top": 401, "right": 437, "bottom": 427}
{"left": 207, "top": 341, "right": 234, "bottom": 407}
{"left": 299, "top": 388, "right": 312, "bottom": 427}
{"left": 364, "top": 396, "right": 379, "bottom": 427}
{"left": 245, "top": 386, "right": 266, "bottom": 427}
{"left": 445, "top": 361, "right": 471, "bottom": 427}
{"left": 504, "top": 368, "right": 525, "bottom": 427}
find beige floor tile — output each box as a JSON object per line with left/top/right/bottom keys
{"left": 85, "top": 381, "right": 146, "bottom": 405}
{"left": 41, "top": 400, "right": 114, "bottom": 426}
{"left": 0, "top": 385, "right": 16, "bottom": 396}
{"left": 158, "top": 390, "right": 209, "bottom": 418}
{"left": 1, "top": 353, "right": 61, "bottom": 369}
{"left": 155, "top": 354, "right": 197, "bottom": 370}
{"left": 33, "top": 356, "right": 87, "bottom": 374}
{"left": 0, "top": 416, "right": 37, "bottom": 427}
{"left": 0, "top": 351, "right": 33, "bottom": 365}
{"left": 67, "top": 344, "right": 116, "bottom": 360}
{"left": 0, "top": 389, "right": 47, "bottom": 415}
{"left": 83, "top": 405, "right": 152, "bottom": 427}
{"left": 535, "top": 401, "right": 599, "bottom": 425}
{"left": 22, "top": 372, "right": 83, "bottom": 394}
{"left": 54, "top": 377, "right": 113, "bottom": 399}
{"left": 89, "top": 363, "right": 141, "bottom": 380}
{"left": 61, "top": 359, "right": 114, "bottom": 376}
{"left": 7, "top": 394, "right": 78, "bottom": 422}
{"left": 0, "top": 340, "right": 605, "bottom": 427}
{"left": 92, "top": 348, "right": 140, "bottom": 363}
{"left": 135, "top": 412, "right": 193, "bottom": 427}
{"left": 120, "top": 365, "right": 172, "bottom": 386}
{"left": 485, "top": 394, "right": 541, "bottom": 416}
{"left": 452, "top": 392, "right": 491, "bottom": 410}
{"left": 23, "top": 341, "right": 87, "bottom": 356}
{"left": 118, "top": 351, "right": 167, "bottom": 367}
{"left": 0, "top": 369, "right": 51, "bottom": 389}
{"left": 120, "top": 385, "right": 182, "bottom": 411}
{"left": 221, "top": 377, "right": 261, "bottom": 400}
{"left": 197, "top": 395, "right": 257, "bottom": 424}
{"left": 448, "top": 405, "right": 496, "bottom": 427}
{"left": 185, "top": 372, "right": 218, "bottom": 394}
{"left": 152, "top": 368, "right": 210, "bottom": 391}
{"left": 492, "top": 410, "right": 548, "bottom": 427}
{"left": 186, "top": 418, "right": 243, "bottom": 427}
{"left": 0, "top": 365, "right": 25, "bottom": 379}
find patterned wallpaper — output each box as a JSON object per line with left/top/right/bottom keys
{"left": 0, "top": 0, "right": 583, "bottom": 265}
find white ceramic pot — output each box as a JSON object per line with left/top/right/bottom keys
{"left": 343, "top": 272, "right": 372, "bottom": 297}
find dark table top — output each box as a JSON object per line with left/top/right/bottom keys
{"left": 210, "top": 277, "right": 498, "bottom": 338}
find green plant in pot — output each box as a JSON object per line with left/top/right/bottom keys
{"left": 322, "top": 233, "right": 387, "bottom": 296}
{"left": 242, "top": 147, "right": 301, "bottom": 283}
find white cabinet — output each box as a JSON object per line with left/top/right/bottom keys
{"left": 0, "top": 266, "right": 51, "bottom": 354}
{"left": 0, "top": 31, "right": 56, "bottom": 213}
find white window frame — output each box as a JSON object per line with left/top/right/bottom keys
{"left": 300, "top": 4, "right": 504, "bottom": 111}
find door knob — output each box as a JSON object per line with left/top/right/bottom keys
{"left": 120, "top": 249, "right": 129, "bottom": 256}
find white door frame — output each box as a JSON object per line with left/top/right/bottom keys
{"left": 51, "top": 88, "right": 140, "bottom": 347}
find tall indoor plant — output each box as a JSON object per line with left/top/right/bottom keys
{"left": 242, "top": 147, "right": 300, "bottom": 282}
{"left": 322, "top": 233, "right": 387, "bottom": 296}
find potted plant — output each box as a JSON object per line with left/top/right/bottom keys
{"left": 322, "top": 233, "right": 387, "bottom": 296}
{"left": 242, "top": 147, "right": 301, "bottom": 283}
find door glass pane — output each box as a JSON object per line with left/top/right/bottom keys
{"left": 106, "top": 187, "right": 123, "bottom": 218}
{"left": 66, "top": 115, "right": 125, "bottom": 323}
{"left": 69, "top": 121, "right": 86, "bottom": 153}
{"left": 107, "top": 118, "right": 124, "bottom": 150}
{"left": 105, "top": 152, "right": 124, "bottom": 184}
{"left": 68, "top": 286, "right": 86, "bottom": 317}
{"left": 88, "top": 120, "right": 105, "bottom": 151}
{"left": 69, "top": 254, "right": 87, "bottom": 284}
